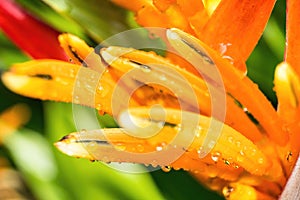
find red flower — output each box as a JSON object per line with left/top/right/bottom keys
{"left": 0, "top": 0, "right": 67, "bottom": 60}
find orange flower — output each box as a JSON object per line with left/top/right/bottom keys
{"left": 1, "top": 0, "right": 300, "bottom": 199}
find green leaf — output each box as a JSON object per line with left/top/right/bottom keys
{"left": 3, "top": 128, "right": 69, "bottom": 200}
{"left": 41, "top": 0, "right": 131, "bottom": 42}
{"left": 0, "top": 32, "right": 28, "bottom": 70}
{"left": 16, "top": 0, "right": 88, "bottom": 40}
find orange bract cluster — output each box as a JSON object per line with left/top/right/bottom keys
{"left": 113, "top": 0, "right": 276, "bottom": 72}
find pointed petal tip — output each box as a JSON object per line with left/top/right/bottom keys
{"left": 54, "top": 139, "right": 93, "bottom": 160}
{"left": 1, "top": 72, "right": 30, "bottom": 92}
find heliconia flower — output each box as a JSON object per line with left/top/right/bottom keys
{"left": 0, "top": 0, "right": 67, "bottom": 60}
{"left": 1, "top": 0, "right": 300, "bottom": 199}
{"left": 112, "top": 0, "right": 276, "bottom": 72}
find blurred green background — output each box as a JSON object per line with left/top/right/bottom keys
{"left": 0, "top": 0, "right": 286, "bottom": 199}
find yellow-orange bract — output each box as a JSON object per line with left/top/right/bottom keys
{"left": 2, "top": 0, "right": 300, "bottom": 199}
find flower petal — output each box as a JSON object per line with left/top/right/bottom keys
{"left": 198, "top": 0, "right": 276, "bottom": 71}
{"left": 285, "top": 0, "right": 300, "bottom": 76}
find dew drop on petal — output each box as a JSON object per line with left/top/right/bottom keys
{"left": 197, "top": 147, "right": 207, "bottom": 158}
{"left": 175, "top": 124, "right": 182, "bottom": 132}
{"left": 80, "top": 129, "right": 87, "bottom": 134}
{"left": 102, "top": 156, "right": 111, "bottom": 164}
{"left": 161, "top": 166, "right": 172, "bottom": 172}
{"left": 224, "top": 160, "right": 230, "bottom": 165}
{"left": 239, "top": 150, "right": 245, "bottom": 156}
{"left": 194, "top": 125, "right": 203, "bottom": 138}
{"left": 140, "top": 65, "right": 151, "bottom": 73}
{"left": 95, "top": 103, "right": 102, "bottom": 110}
{"left": 159, "top": 74, "right": 167, "bottom": 81}
{"left": 234, "top": 164, "right": 240, "bottom": 169}
{"left": 211, "top": 151, "right": 221, "bottom": 162}
{"left": 257, "top": 157, "right": 264, "bottom": 164}
{"left": 156, "top": 145, "right": 163, "bottom": 151}
{"left": 251, "top": 148, "right": 257, "bottom": 156}
{"left": 97, "top": 84, "right": 110, "bottom": 98}
{"left": 227, "top": 136, "right": 234, "bottom": 144}
{"left": 115, "top": 143, "right": 126, "bottom": 151}
{"left": 136, "top": 144, "right": 144, "bottom": 152}
{"left": 73, "top": 95, "right": 80, "bottom": 104}
{"left": 222, "top": 185, "right": 234, "bottom": 198}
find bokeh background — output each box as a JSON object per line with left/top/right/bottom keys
{"left": 0, "top": 0, "right": 286, "bottom": 199}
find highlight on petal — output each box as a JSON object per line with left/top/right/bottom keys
{"left": 274, "top": 62, "right": 300, "bottom": 167}
{"left": 202, "top": 0, "right": 221, "bottom": 16}
{"left": 274, "top": 62, "right": 300, "bottom": 117}
{"left": 0, "top": 0, "right": 67, "bottom": 60}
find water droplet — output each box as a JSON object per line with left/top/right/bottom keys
{"left": 115, "top": 143, "right": 126, "bottom": 151}
{"left": 211, "top": 151, "right": 221, "bottom": 162}
{"left": 224, "top": 160, "right": 230, "bottom": 165}
{"left": 234, "top": 164, "right": 240, "bottom": 169}
{"left": 222, "top": 55, "right": 234, "bottom": 64}
{"left": 73, "top": 95, "right": 80, "bottom": 104}
{"left": 194, "top": 126, "right": 203, "bottom": 137}
{"left": 227, "top": 136, "right": 234, "bottom": 144}
{"left": 257, "top": 157, "right": 264, "bottom": 164}
{"left": 156, "top": 121, "right": 164, "bottom": 128}
{"left": 161, "top": 166, "right": 172, "bottom": 172}
{"left": 97, "top": 85, "right": 104, "bottom": 92}
{"left": 222, "top": 185, "right": 234, "bottom": 198}
{"left": 156, "top": 145, "right": 163, "bottom": 151}
{"left": 251, "top": 148, "right": 257, "bottom": 156}
{"left": 159, "top": 74, "right": 167, "bottom": 81}
{"left": 102, "top": 156, "right": 110, "bottom": 163}
{"left": 239, "top": 150, "right": 245, "bottom": 156}
{"left": 140, "top": 64, "right": 151, "bottom": 73}
{"left": 136, "top": 144, "right": 144, "bottom": 152}
{"left": 235, "top": 141, "right": 241, "bottom": 148}
{"left": 88, "top": 141, "right": 98, "bottom": 148}
{"left": 219, "top": 43, "right": 232, "bottom": 55}
{"left": 175, "top": 124, "right": 182, "bottom": 132}
{"left": 80, "top": 129, "right": 87, "bottom": 134}
{"left": 243, "top": 107, "right": 248, "bottom": 112}
{"left": 197, "top": 147, "right": 207, "bottom": 158}
{"left": 95, "top": 103, "right": 102, "bottom": 110}
{"left": 97, "top": 83, "right": 110, "bottom": 98}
